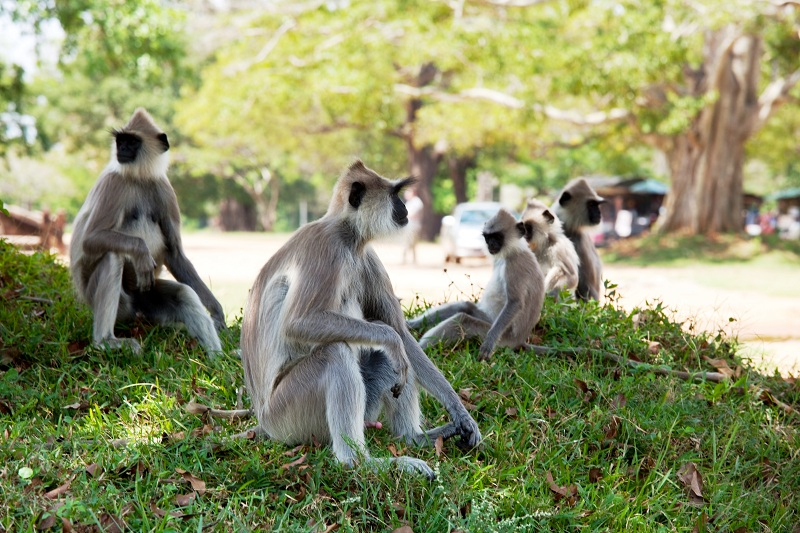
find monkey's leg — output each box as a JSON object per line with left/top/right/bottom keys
{"left": 272, "top": 344, "right": 433, "bottom": 478}
{"left": 131, "top": 279, "right": 222, "bottom": 355}
{"left": 407, "top": 301, "right": 483, "bottom": 330}
{"left": 84, "top": 254, "right": 141, "bottom": 353}
{"left": 418, "top": 313, "right": 491, "bottom": 350}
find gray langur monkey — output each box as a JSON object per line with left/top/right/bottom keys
{"left": 550, "top": 178, "right": 605, "bottom": 302}
{"left": 407, "top": 209, "right": 545, "bottom": 361}
{"left": 521, "top": 198, "right": 580, "bottom": 297}
{"left": 70, "top": 108, "right": 225, "bottom": 355}
{"left": 240, "top": 160, "right": 481, "bottom": 480}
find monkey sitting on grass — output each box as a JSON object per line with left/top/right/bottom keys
{"left": 407, "top": 208, "right": 545, "bottom": 360}
{"left": 70, "top": 108, "right": 225, "bottom": 356}
{"left": 240, "top": 160, "right": 481, "bottom": 479}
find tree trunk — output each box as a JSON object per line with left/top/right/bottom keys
{"left": 447, "top": 154, "right": 475, "bottom": 204}
{"left": 656, "top": 29, "right": 763, "bottom": 235}
{"left": 657, "top": 135, "right": 701, "bottom": 233}
{"left": 403, "top": 62, "right": 443, "bottom": 241}
{"left": 407, "top": 142, "right": 442, "bottom": 241}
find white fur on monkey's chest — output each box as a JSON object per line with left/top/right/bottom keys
{"left": 119, "top": 209, "right": 166, "bottom": 266}
{"left": 478, "top": 259, "right": 506, "bottom": 318}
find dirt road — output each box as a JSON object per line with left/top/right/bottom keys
{"left": 180, "top": 232, "right": 800, "bottom": 376}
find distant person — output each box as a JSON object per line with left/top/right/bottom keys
{"left": 615, "top": 208, "right": 634, "bottom": 239}
{"left": 402, "top": 188, "right": 423, "bottom": 264}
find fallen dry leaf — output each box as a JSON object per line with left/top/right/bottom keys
{"left": 281, "top": 454, "right": 307, "bottom": 470}
{"left": 604, "top": 415, "right": 621, "bottom": 440}
{"left": 175, "top": 492, "right": 196, "bottom": 507}
{"left": 283, "top": 445, "right": 305, "bottom": 457}
{"left": 62, "top": 401, "right": 88, "bottom": 410}
{"left": 434, "top": 435, "right": 444, "bottom": 458}
{"left": 44, "top": 475, "right": 74, "bottom": 499}
{"left": 545, "top": 406, "right": 557, "bottom": 418}
{"left": 85, "top": 463, "right": 101, "bottom": 478}
{"left": 677, "top": 462, "right": 706, "bottom": 505}
{"left": 702, "top": 356, "right": 737, "bottom": 378}
{"left": 573, "top": 379, "right": 596, "bottom": 402}
{"left": 150, "top": 501, "right": 185, "bottom": 518}
{"left": 387, "top": 443, "right": 400, "bottom": 457}
{"left": 588, "top": 468, "right": 603, "bottom": 483}
{"left": 648, "top": 341, "right": 661, "bottom": 355}
{"left": 392, "top": 527, "right": 414, "bottom": 533}
{"left": 175, "top": 469, "right": 206, "bottom": 495}
{"left": 505, "top": 407, "right": 518, "bottom": 417}
{"left": 545, "top": 471, "right": 578, "bottom": 505}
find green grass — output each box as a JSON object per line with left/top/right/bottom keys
{"left": 1, "top": 239, "right": 799, "bottom": 532}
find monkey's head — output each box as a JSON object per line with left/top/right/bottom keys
{"left": 111, "top": 108, "right": 170, "bottom": 178}
{"left": 482, "top": 208, "right": 525, "bottom": 256}
{"left": 328, "top": 160, "right": 416, "bottom": 242}
{"left": 521, "top": 198, "right": 562, "bottom": 251}
{"left": 552, "top": 178, "right": 604, "bottom": 231}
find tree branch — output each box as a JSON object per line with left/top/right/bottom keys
{"left": 755, "top": 67, "right": 800, "bottom": 132}
{"left": 394, "top": 84, "right": 630, "bottom": 125}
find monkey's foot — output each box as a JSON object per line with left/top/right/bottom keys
{"left": 96, "top": 337, "right": 142, "bottom": 354}
{"left": 392, "top": 456, "right": 435, "bottom": 480}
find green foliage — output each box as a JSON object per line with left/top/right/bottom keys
{"left": 1, "top": 241, "right": 799, "bottom": 531}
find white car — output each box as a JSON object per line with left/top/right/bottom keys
{"left": 441, "top": 202, "right": 504, "bottom": 263}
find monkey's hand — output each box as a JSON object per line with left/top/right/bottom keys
{"left": 132, "top": 246, "right": 157, "bottom": 291}
{"left": 374, "top": 321, "right": 409, "bottom": 397}
{"left": 477, "top": 341, "right": 494, "bottom": 361}
{"left": 451, "top": 411, "right": 482, "bottom": 450}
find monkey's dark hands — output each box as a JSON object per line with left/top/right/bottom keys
{"left": 477, "top": 342, "right": 494, "bottom": 361}
{"left": 132, "top": 247, "right": 157, "bottom": 291}
{"left": 452, "top": 412, "right": 482, "bottom": 450}
{"left": 374, "top": 321, "right": 409, "bottom": 397}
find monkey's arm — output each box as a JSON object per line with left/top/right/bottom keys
{"left": 164, "top": 246, "right": 226, "bottom": 330}
{"left": 82, "top": 229, "right": 156, "bottom": 290}
{"left": 285, "top": 312, "right": 409, "bottom": 395}
{"left": 478, "top": 299, "right": 520, "bottom": 360}
{"left": 157, "top": 195, "right": 226, "bottom": 329}
{"left": 400, "top": 329, "right": 482, "bottom": 448}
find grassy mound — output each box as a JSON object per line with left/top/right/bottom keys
{"left": 1, "top": 239, "right": 798, "bottom": 532}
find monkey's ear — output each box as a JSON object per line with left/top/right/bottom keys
{"left": 349, "top": 159, "right": 367, "bottom": 172}
{"left": 349, "top": 181, "right": 366, "bottom": 209}
{"left": 516, "top": 221, "right": 527, "bottom": 238}
{"left": 543, "top": 209, "right": 555, "bottom": 224}
{"left": 558, "top": 191, "right": 572, "bottom": 207}
{"left": 157, "top": 133, "right": 169, "bottom": 152}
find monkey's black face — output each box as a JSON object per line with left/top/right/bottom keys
{"left": 392, "top": 194, "right": 408, "bottom": 226}
{"left": 115, "top": 133, "right": 142, "bottom": 164}
{"left": 483, "top": 231, "right": 504, "bottom": 255}
{"left": 587, "top": 200, "right": 602, "bottom": 226}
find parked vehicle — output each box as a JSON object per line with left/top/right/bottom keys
{"left": 441, "top": 202, "right": 503, "bottom": 263}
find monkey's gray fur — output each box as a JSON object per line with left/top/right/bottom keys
{"left": 551, "top": 178, "right": 605, "bottom": 302}
{"left": 407, "top": 209, "right": 545, "bottom": 361}
{"left": 240, "top": 160, "right": 481, "bottom": 479}
{"left": 70, "top": 108, "right": 225, "bottom": 355}
{"left": 521, "top": 198, "right": 580, "bottom": 297}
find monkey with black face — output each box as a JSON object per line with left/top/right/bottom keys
{"left": 521, "top": 198, "right": 580, "bottom": 297}
{"left": 240, "top": 160, "right": 481, "bottom": 479}
{"left": 550, "top": 178, "right": 605, "bottom": 302}
{"left": 70, "top": 108, "right": 225, "bottom": 355}
{"left": 407, "top": 209, "right": 545, "bottom": 361}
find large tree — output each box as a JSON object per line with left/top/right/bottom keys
{"left": 176, "top": 0, "right": 558, "bottom": 237}
{"left": 553, "top": 0, "right": 800, "bottom": 234}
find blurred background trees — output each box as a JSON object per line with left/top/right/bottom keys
{"left": 1, "top": 0, "right": 798, "bottom": 238}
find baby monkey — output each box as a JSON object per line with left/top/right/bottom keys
{"left": 521, "top": 198, "right": 580, "bottom": 297}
